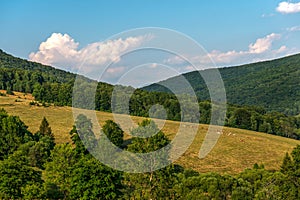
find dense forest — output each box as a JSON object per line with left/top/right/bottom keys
{"left": 143, "top": 53, "right": 300, "bottom": 115}
{"left": 1, "top": 49, "right": 300, "bottom": 140}
{"left": 1, "top": 109, "right": 300, "bottom": 199}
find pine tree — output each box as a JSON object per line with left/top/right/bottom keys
{"left": 69, "top": 125, "right": 87, "bottom": 156}
{"left": 38, "top": 117, "right": 53, "bottom": 137}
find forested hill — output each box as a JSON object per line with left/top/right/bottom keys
{"left": 143, "top": 53, "right": 300, "bottom": 115}
{"left": 0, "top": 49, "right": 76, "bottom": 83}
{"left": 0, "top": 49, "right": 112, "bottom": 105}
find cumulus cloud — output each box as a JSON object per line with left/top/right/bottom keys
{"left": 29, "top": 33, "right": 150, "bottom": 72}
{"left": 248, "top": 33, "right": 281, "bottom": 53}
{"left": 276, "top": 1, "right": 300, "bottom": 14}
{"left": 29, "top": 33, "right": 79, "bottom": 66}
{"left": 204, "top": 33, "right": 290, "bottom": 66}
{"left": 164, "top": 33, "right": 293, "bottom": 68}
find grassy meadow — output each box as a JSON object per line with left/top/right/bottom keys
{"left": 0, "top": 91, "right": 299, "bottom": 174}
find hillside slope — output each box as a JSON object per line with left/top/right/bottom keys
{"left": 1, "top": 93, "right": 299, "bottom": 174}
{"left": 143, "top": 54, "right": 300, "bottom": 115}
{"left": 0, "top": 49, "right": 114, "bottom": 107}
{"left": 0, "top": 49, "right": 76, "bottom": 83}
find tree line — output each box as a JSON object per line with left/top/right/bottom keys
{"left": 1, "top": 109, "right": 300, "bottom": 199}
{"left": 1, "top": 68, "right": 300, "bottom": 140}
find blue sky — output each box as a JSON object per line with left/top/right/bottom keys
{"left": 1, "top": 0, "right": 300, "bottom": 86}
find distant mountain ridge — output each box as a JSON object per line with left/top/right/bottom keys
{"left": 143, "top": 54, "right": 300, "bottom": 115}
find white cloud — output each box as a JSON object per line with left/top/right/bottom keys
{"left": 29, "top": 33, "right": 79, "bottom": 66}
{"left": 276, "top": 1, "right": 300, "bottom": 14}
{"left": 287, "top": 26, "right": 300, "bottom": 32}
{"left": 29, "top": 33, "right": 150, "bottom": 71}
{"left": 206, "top": 33, "right": 291, "bottom": 66}
{"left": 249, "top": 33, "right": 281, "bottom": 53}
{"left": 164, "top": 33, "right": 295, "bottom": 68}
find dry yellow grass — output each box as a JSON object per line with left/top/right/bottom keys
{"left": 0, "top": 93, "right": 299, "bottom": 174}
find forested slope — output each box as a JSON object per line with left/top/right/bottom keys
{"left": 143, "top": 53, "right": 300, "bottom": 115}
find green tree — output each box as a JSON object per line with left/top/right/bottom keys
{"left": 69, "top": 125, "right": 87, "bottom": 156}
{"left": 70, "top": 156, "right": 123, "bottom": 199}
{"left": 0, "top": 150, "right": 42, "bottom": 199}
{"left": 44, "top": 144, "right": 77, "bottom": 199}
{"left": 229, "top": 108, "right": 252, "bottom": 129}
{"left": 254, "top": 171, "right": 294, "bottom": 200}
{"left": 174, "top": 172, "right": 241, "bottom": 200}
{"left": 275, "top": 146, "right": 300, "bottom": 198}
{"left": 124, "top": 120, "right": 178, "bottom": 199}
{"left": 28, "top": 140, "right": 53, "bottom": 169}
{"left": 0, "top": 110, "right": 33, "bottom": 160}
{"left": 102, "top": 120, "right": 124, "bottom": 148}
{"left": 38, "top": 117, "right": 53, "bottom": 137}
